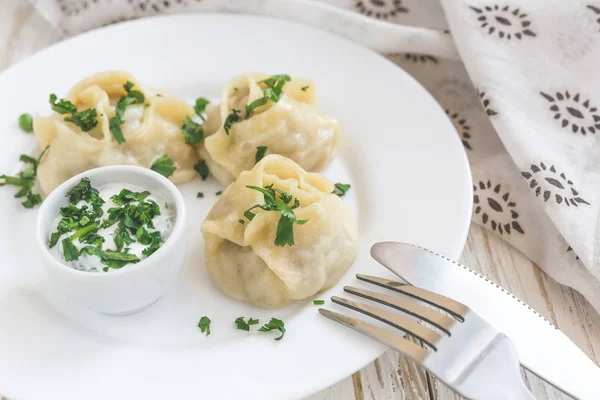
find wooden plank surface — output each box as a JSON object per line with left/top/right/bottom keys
{"left": 0, "top": 2, "right": 598, "bottom": 399}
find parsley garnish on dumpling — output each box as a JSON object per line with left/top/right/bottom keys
{"left": 181, "top": 116, "right": 204, "bottom": 145}
{"left": 49, "top": 94, "right": 98, "bottom": 132}
{"left": 224, "top": 74, "right": 291, "bottom": 135}
{"left": 194, "top": 97, "right": 210, "bottom": 121}
{"left": 109, "top": 81, "right": 146, "bottom": 144}
{"left": 243, "top": 184, "right": 308, "bottom": 247}
{"left": 193, "top": 159, "right": 209, "bottom": 181}
{"left": 333, "top": 183, "right": 351, "bottom": 196}
{"left": 151, "top": 155, "right": 176, "bottom": 178}
{"left": 255, "top": 146, "right": 267, "bottom": 164}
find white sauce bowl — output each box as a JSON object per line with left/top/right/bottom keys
{"left": 36, "top": 165, "right": 187, "bottom": 315}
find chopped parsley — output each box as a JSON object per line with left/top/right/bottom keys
{"left": 0, "top": 146, "right": 49, "bottom": 208}
{"left": 235, "top": 317, "right": 259, "bottom": 331}
{"left": 181, "top": 116, "right": 204, "bottom": 145}
{"left": 49, "top": 94, "right": 77, "bottom": 114}
{"left": 255, "top": 146, "right": 267, "bottom": 164}
{"left": 243, "top": 184, "right": 307, "bottom": 246}
{"left": 62, "top": 238, "right": 80, "bottom": 261}
{"left": 194, "top": 159, "right": 209, "bottom": 181}
{"left": 313, "top": 300, "right": 325, "bottom": 305}
{"left": 151, "top": 155, "right": 176, "bottom": 178}
{"left": 333, "top": 183, "right": 351, "bottom": 197}
{"left": 50, "top": 181, "right": 165, "bottom": 271}
{"left": 109, "top": 81, "right": 145, "bottom": 144}
{"left": 198, "top": 316, "right": 211, "bottom": 336}
{"left": 238, "top": 219, "right": 244, "bottom": 225}
{"left": 215, "top": 190, "right": 222, "bottom": 196}
{"left": 64, "top": 108, "right": 98, "bottom": 132}
{"left": 18, "top": 113, "right": 34, "bottom": 132}
{"left": 197, "top": 192, "right": 204, "bottom": 198}
{"left": 224, "top": 74, "right": 291, "bottom": 134}
{"left": 235, "top": 316, "right": 250, "bottom": 331}
{"left": 301, "top": 85, "right": 309, "bottom": 92}
{"left": 223, "top": 109, "right": 241, "bottom": 135}
{"left": 258, "top": 317, "right": 286, "bottom": 340}
{"left": 49, "top": 94, "right": 98, "bottom": 132}
{"left": 194, "top": 97, "right": 210, "bottom": 121}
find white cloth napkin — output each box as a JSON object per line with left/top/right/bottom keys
{"left": 31, "top": 0, "right": 600, "bottom": 311}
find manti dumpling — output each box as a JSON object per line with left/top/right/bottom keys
{"left": 199, "top": 73, "right": 340, "bottom": 186}
{"left": 34, "top": 71, "right": 200, "bottom": 194}
{"left": 201, "top": 155, "right": 359, "bottom": 308}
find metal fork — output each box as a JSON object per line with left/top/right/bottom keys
{"left": 319, "top": 274, "right": 536, "bottom": 400}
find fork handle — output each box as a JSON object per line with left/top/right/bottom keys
{"left": 454, "top": 334, "right": 536, "bottom": 400}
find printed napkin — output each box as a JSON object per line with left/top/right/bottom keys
{"left": 30, "top": 0, "right": 600, "bottom": 311}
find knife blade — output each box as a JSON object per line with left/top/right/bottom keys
{"left": 370, "top": 241, "right": 600, "bottom": 400}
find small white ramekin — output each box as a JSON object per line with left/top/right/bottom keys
{"left": 36, "top": 165, "right": 187, "bottom": 315}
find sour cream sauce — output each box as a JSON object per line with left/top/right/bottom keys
{"left": 49, "top": 183, "right": 174, "bottom": 272}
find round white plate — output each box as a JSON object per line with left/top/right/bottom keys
{"left": 0, "top": 14, "right": 472, "bottom": 400}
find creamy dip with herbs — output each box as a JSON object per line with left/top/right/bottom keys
{"left": 49, "top": 178, "right": 174, "bottom": 272}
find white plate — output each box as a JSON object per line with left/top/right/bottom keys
{"left": 0, "top": 14, "right": 472, "bottom": 400}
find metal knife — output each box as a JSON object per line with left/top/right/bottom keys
{"left": 370, "top": 241, "right": 600, "bottom": 400}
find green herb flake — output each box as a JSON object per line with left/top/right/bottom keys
{"left": 62, "top": 237, "right": 80, "bottom": 262}
{"left": 301, "top": 85, "right": 309, "bottom": 92}
{"left": 333, "top": 183, "right": 351, "bottom": 197}
{"left": 151, "top": 155, "right": 176, "bottom": 178}
{"left": 18, "top": 113, "right": 34, "bottom": 133}
{"left": 109, "top": 81, "right": 145, "bottom": 144}
{"left": 49, "top": 94, "right": 77, "bottom": 114}
{"left": 223, "top": 109, "right": 241, "bottom": 135}
{"left": 0, "top": 146, "right": 49, "bottom": 209}
{"left": 255, "top": 146, "right": 267, "bottom": 164}
{"left": 238, "top": 219, "right": 244, "bottom": 225}
{"left": 248, "top": 317, "right": 259, "bottom": 325}
{"left": 198, "top": 316, "right": 211, "bottom": 336}
{"left": 235, "top": 316, "right": 250, "bottom": 331}
{"left": 64, "top": 108, "right": 98, "bottom": 132}
{"left": 194, "top": 97, "right": 210, "bottom": 121}
{"left": 193, "top": 159, "right": 209, "bottom": 181}
{"left": 197, "top": 192, "right": 204, "bottom": 198}
{"left": 313, "top": 300, "right": 325, "bottom": 305}
{"left": 258, "top": 317, "right": 286, "bottom": 340}
{"left": 215, "top": 190, "right": 222, "bottom": 196}
{"left": 181, "top": 116, "right": 204, "bottom": 145}
{"left": 244, "top": 184, "right": 306, "bottom": 246}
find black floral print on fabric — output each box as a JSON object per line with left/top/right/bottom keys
{"left": 567, "top": 245, "right": 581, "bottom": 260}
{"left": 130, "top": 0, "right": 202, "bottom": 13}
{"left": 470, "top": 5, "right": 536, "bottom": 40}
{"left": 353, "top": 0, "right": 408, "bottom": 19}
{"left": 540, "top": 91, "right": 600, "bottom": 134}
{"left": 403, "top": 54, "right": 439, "bottom": 64}
{"left": 522, "top": 163, "right": 590, "bottom": 206}
{"left": 588, "top": 5, "right": 600, "bottom": 30}
{"left": 477, "top": 89, "right": 498, "bottom": 116}
{"left": 446, "top": 110, "right": 472, "bottom": 150}
{"left": 474, "top": 181, "right": 524, "bottom": 235}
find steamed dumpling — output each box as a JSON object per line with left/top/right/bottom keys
{"left": 34, "top": 71, "right": 200, "bottom": 194}
{"left": 199, "top": 73, "right": 340, "bottom": 185}
{"left": 201, "top": 155, "right": 359, "bottom": 308}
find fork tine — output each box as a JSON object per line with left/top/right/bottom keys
{"left": 356, "top": 274, "right": 467, "bottom": 321}
{"left": 344, "top": 286, "right": 456, "bottom": 334}
{"left": 331, "top": 296, "right": 442, "bottom": 349}
{"left": 319, "top": 308, "right": 429, "bottom": 362}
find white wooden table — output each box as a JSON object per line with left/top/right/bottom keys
{"left": 1, "top": 2, "right": 598, "bottom": 399}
